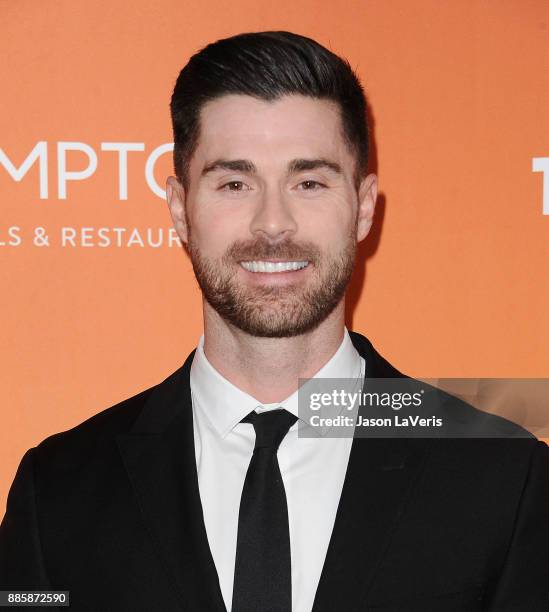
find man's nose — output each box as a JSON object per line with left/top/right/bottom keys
{"left": 249, "top": 188, "right": 298, "bottom": 240}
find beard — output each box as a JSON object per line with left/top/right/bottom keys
{"left": 185, "top": 228, "right": 357, "bottom": 338}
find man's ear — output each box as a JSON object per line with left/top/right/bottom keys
{"left": 166, "top": 176, "right": 189, "bottom": 245}
{"left": 356, "top": 173, "right": 377, "bottom": 242}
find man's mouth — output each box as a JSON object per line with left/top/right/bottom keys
{"left": 239, "top": 260, "right": 309, "bottom": 273}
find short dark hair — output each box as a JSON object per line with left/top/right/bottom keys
{"left": 170, "top": 30, "right": 369, "bottom": 191}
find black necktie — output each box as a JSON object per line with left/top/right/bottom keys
{"left": 232, "top": 409, "right": 298, "bottom": 612}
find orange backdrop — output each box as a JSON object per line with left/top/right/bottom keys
{"left": 1, "top": 0, "right": 548, "bottom": 510}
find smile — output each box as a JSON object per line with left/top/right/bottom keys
{"left": 240, "top": 260, "right": 309, "bottom": 273}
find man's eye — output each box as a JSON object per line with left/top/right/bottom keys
{"left": 220, "top": 181, "right": 249, "bottom": 192}
{"left": 299, "top": 180, "right": 325, "bottom": 191}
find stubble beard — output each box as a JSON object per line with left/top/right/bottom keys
{"left": 186, "top": 229, "right": 357, "bottom": 338}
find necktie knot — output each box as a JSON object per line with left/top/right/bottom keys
{"left": 242, "top": 409, "right": 298, "bottom": 450}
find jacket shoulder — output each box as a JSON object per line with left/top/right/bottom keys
{"left": 34, "top": 381, "right": 160, "bottom": 461}
{"left": 349, "top": 329, "right": 537, "bottom": 440}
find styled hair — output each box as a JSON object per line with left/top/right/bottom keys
{"left": 170, "top": 31, "right": 369, "bottom": 190}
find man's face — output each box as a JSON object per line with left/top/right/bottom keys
{"left": 167, "top": 94, "right": 376, "bottom": 338}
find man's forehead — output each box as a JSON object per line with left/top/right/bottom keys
{"left": 193, "top": 94, "right": 351, "bottom": 173}
{"left": 199, "top": 92, "right": 341, "bottom": 121}
{"left": 198, "top": 94, "right": 343, "bottom": 142}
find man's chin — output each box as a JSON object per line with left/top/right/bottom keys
{"left": 216, "top": 297, "right": 338, "bottom": 338}
{"left": 226, "top": 317, "right": 323, "bottom": 339}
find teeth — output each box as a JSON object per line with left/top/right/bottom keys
{"left": 240, "top": 260, "right": 309, "bottom": 273}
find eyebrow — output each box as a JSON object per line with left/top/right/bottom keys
{"left": 201, "top": 157, "right": 343, "bottom": 178}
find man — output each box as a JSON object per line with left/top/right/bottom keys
{"left": 1, "top": 31, "right": 548, "bottom": 612}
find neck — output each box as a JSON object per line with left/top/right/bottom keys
{"left": 202, "top": 302, "right": 346, "bottom": 403}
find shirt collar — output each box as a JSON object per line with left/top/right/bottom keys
{"left": 190, "top": 327, "right": 364, "bottom": 438}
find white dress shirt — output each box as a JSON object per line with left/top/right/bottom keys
{"left": 190, "top": 328, "right": 365, "bottom": 612}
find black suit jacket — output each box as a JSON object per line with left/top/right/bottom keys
{"left": 1, "top": 331, "right": 548, "bottom": 611}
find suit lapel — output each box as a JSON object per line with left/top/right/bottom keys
{"left": 312, "top": 333, "right": 432, "bottom": 610}
{"left": 116, "top": 350, "right": 226, "bottom": 612}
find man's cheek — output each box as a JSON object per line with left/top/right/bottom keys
{"left": 191, "top": 221, "right": 232, "bottom": 250}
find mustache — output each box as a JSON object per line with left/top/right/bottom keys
{"left": 225, "top": 238, "right": 322, "bottom": 263}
